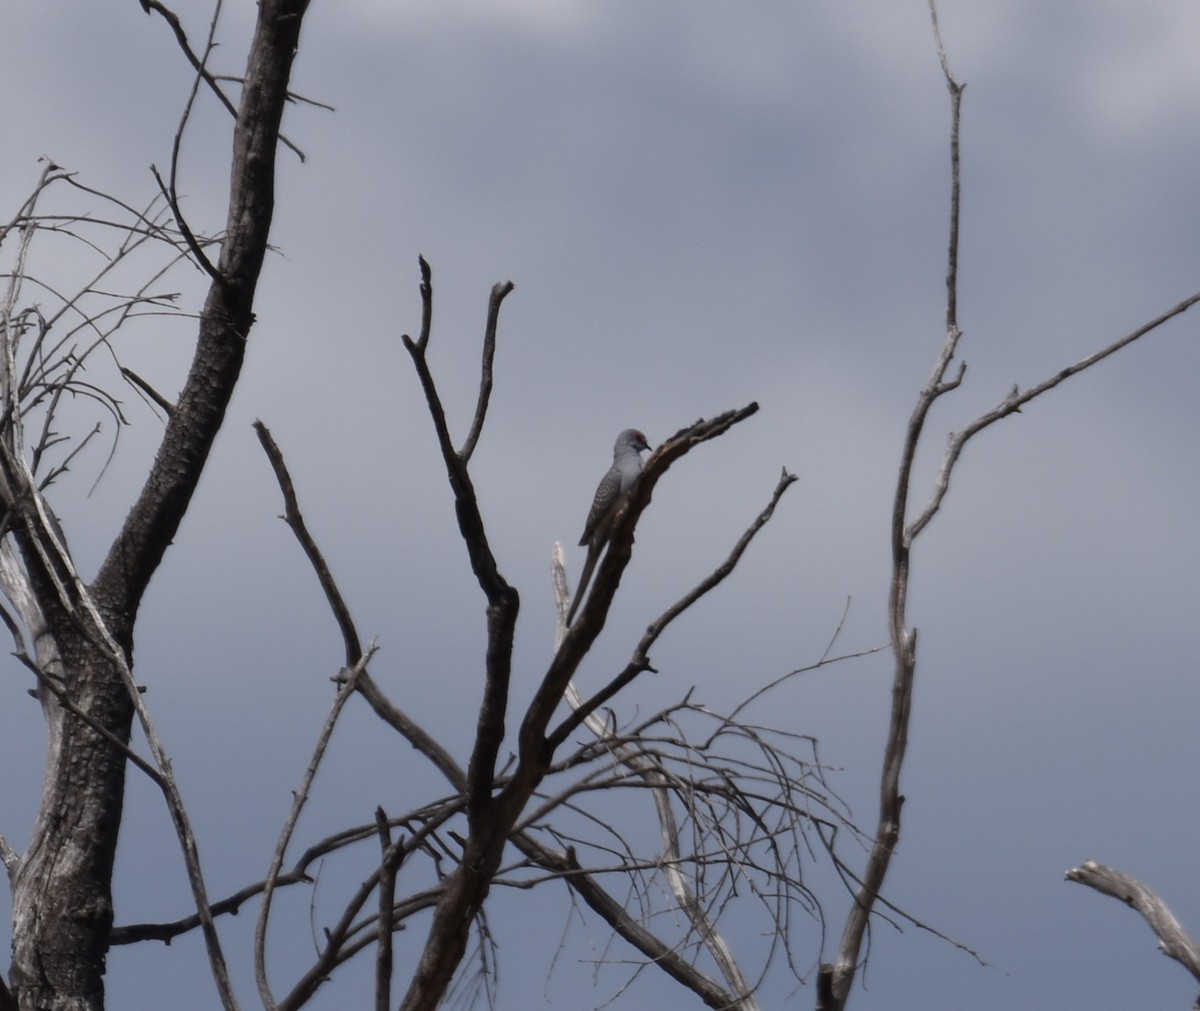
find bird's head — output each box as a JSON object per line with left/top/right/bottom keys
{"left": 616, "top": 429, "right": 650, "bottom": 455}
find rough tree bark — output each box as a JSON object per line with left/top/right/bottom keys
{"left": 7, "top": 3, "right": 312, "bottom": 1009}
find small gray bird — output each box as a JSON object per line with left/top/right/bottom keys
{"left": 566, "top": 428, "right": 651, "bottom": 625}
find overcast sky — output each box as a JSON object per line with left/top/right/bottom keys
{"left": 3, "top": 2, "right": 1200, "bottom": 1009}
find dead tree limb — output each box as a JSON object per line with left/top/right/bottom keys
{"left": 253, "top": 648, "right": 375, "bottom": 1011}
{"left": 1067, "top": 861, "right": 1200, "bottom": 995}
{"left": 820, "top": 4, "right": 1200, "bottom": 1008}
{"left": 548, "top": 470, "right": 804, "bottom": 1011}
{"left": 252, "top": 416, "right": 761, "bottom": 1009}
{"left": 401, "top": 262, "right": 519, "bottom": 834}
{"left": 551, "top": 466, "right": 795, "bottom": 752}
{"left": 395, "top": 263, "right": 762, "bottom": 1010}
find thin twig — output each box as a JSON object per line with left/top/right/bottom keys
{"left": 907, "top": 286, "right": 1200, "bottom": 542}
{"left": 254, "top": 420, "right": 362, "bottom": 664}
{"left": 141, "top": 0, "right": 310, "bottom": 161}
{"left": 254, "top": 647, "right": 375, "bottom": 1011}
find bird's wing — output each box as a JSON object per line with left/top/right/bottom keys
{"left": 579, "top": 465, "right": 620, "bottom": 546}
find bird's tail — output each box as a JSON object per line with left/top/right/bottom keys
{"left": 565, "top": 542, "right": 601, "bottom": 626}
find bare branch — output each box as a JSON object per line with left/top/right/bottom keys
{"left": 824, "top": 8, "right": 1200, "bottom": 1007}
{"left": 112, "top": 869, "right": 311, "bottom": 946}
{"left": 374, "top": 808, "right": 402, "bottom": 1011}
{"left": 9, "top": 643, "right": 161, "bottom": 785}
{"left": 408, "top": 254, "right": 433, "bottom": 353}
{"left": 460, "top": 280, "right": 514, "bottom": 464}
{"left": 141, "top": 0, "right": 311, "bottom": 162}
{"left": 256, "top": 434, "right": 776, "bottom": 1006}
{"left": 395, "top": 272, "right": 764, "bottom": 1008}
{"left": 120, "top": 366, "right": 177, "bottom": 417}
{"left": 151, "top": 163, "right": 222, "bottom": 284}
{"left": 353, "top": 671, "right": 468, "bottom": 790}
{"left": 820, "top": 8, "right": 964, "bottom": 1005}
{"left": 400, "top": 261, "right": 519, "bottom": 831}
{"left": 254, "top": 415, "right": 467, "bottom": 793}
{"left": 280, "top": 887, "right": 447, "bottom": 1011}
{"left": 520, "top": 837, "right": 744, "bottom": 1008}
{"left": 254, "top": 648, "right": 375, "bottom": 1011}
{"left": 930, "top": 0, "right": 963, "bottom": 332}
{"left": 524, "top": 406, "right": 760, "bottom": 766}
{"left": 549, "top": 466, "right": 797, "bottom": 751}
{"left": 254, "top": 420, "right": 363, "bottom": 664}
{"left": 1067, "top": 860, "right": 1200, "bottom": 987}
{"left": 140, "top": 0, "right": 237, "bottom": 119}
{"left": 907, "top": 286, "right": 1200, "bottom": 542}
{"left": 113, "top": 801, "right": 461, "bottom": 948}
{"left": 96, "top": 0, "right": 311, "bottom": 612}
{"left": 0, "top": 836, "right": 19, "bottom": 875}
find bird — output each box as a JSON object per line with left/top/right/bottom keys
{"left": 566, "top": 428, "right": 651, "bottom": 626}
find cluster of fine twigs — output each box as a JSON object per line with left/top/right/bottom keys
{"left": 0, "top": 164, "right": 203, "bottom": 495}
{"left": 210, "top": 259, "right": 879, "bottom": 1011}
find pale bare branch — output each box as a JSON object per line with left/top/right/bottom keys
{"left": 1067, "top": 860, "right": 1200, "bottom": 986}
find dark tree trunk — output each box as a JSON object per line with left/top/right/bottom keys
{"left": 7, "top": 3, "right": 312, "bottom": 1008}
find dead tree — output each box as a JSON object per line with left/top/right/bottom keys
{"left": 233, "top": 262, "right": 865, "bottom": 1010}
{"left": 0, "top": 2, "right": 314, "bottom": 1009}
{"left": 11, "top": 3, "right": 1190, "bottom": 1009}
{"left": 1, "top": 4, "right": 859, "bottom": 1008}
{"left": 1, "top": 61, "right": 861, "bottom": 1011}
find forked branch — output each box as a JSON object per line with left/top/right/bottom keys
{"left": 400, "top": 261, "right": 519, "bottom": 830}
{"left": 254, "top": 403, "right": 780, "bottom": 1009}
{"left": 906, "top": 286, "right": 1200, "bottom": 542}
{"left": 821, "top": 5, "right": 1200, "bottom": 1008}
{"left": 549, "top": 466, "right": 796, "bottom": 751}
{"left": 520, "top": 405, "right": 760, "bottom": 768}
{"left": 543, "top": 466, "right": 800, "bottom": 1008}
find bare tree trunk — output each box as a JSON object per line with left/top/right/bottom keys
{"left": 7, "top": 3, "right": 311, "bottom": 1008}
{"left": 8, "top": 611, "right": 133, "bottom": 1011}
